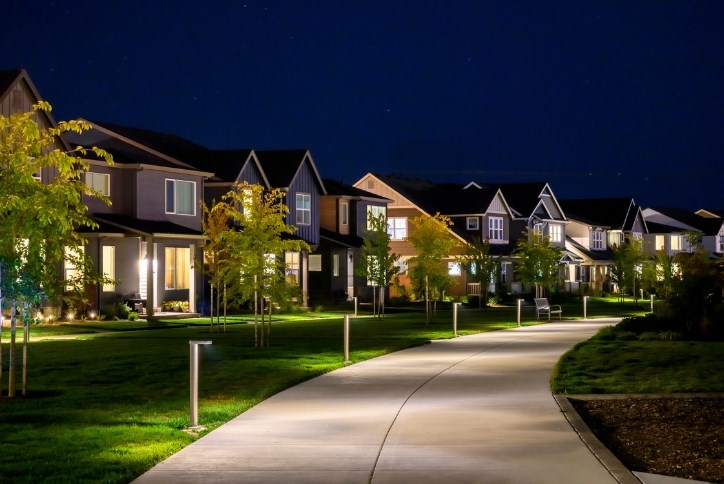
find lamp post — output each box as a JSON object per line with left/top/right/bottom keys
{"left": 583, "top": 295, "right": 589, "bottom": 320}
{"left": 343, "top": 315, "right": 351, "bottom": 363}
{"left": 453, "top": 302, "right": 460, "bottom": 337}
{"left": 189, "top": 340, "right": 212, "bottom": 429}
{"left": 517, "top": 299, "right": 523, "bottom": 326}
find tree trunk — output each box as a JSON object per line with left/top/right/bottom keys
{"left": 9, "top": 299, "right": 17, "bottom": 397}
{"left": 379, "top": 286, "right": 385, "bottom": 319}
{"left": 22, "top": 319, "right": 28, "bottom": 396}
{"left": 425, "top": 276, "right": 429, "bottom": 325}
{"left": 266, "top": 298, "right": 272, "bottom": 347}
{"left": 253, "top": 276, "right": 258, "bottom": 348}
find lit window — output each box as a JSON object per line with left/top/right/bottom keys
{"left": 448, "top": 262, "right": 461, "bottom": 276}
{"left": 241, "top": 188, "right": 254, "bottom": 217}
{"left": 671, "top": 235, "right": 682, "bottom": 251}
{"left": 85, "top": 172, "right": 110, "bottom": 196}
{"left": 165, "top": 247, "right": 190, "bottom": 289}
{"left": 333, "top": 254, "right": 339, "bottom": 276}
{"left": 296, "top": 193, "right": 311, "bottom": 225}
{"left": 592, "top": 231, "right": 604, "bottom": 250}
{"left": 64, "top": 246, "right": 85, "bottom": 290}
{"left": 366, "top": 205, "right": 386, "bottom": 229}
{"left": 388, "top": 217, "right": 407, "bottom": 240}
{"left": 655, "top": 235, "right": 665, "bottom": 251}
{"left": 341, "top": 202, "right": 349, "bottom": 225}
{"left": 394, "top": 258, "right": 408, "bottom": 274}
{"left": 533, "top": 222, "right": 544, "bottom": 237}
{"left": 467, "top": 217, "right": 479, "bottom": 230}
{"left": 489, "top": 217, "right": 504, "bottom": 241}
{"left": 285, "top": 252, "right": 300, "bottom": 283}
{"left": 549, "top": 224, "right": 562, "bottom": 243}
{"left": 102, "top": 245, "right": 115, "bottom": 292}
{"left": 165, "top": 179, "right": 196, "bottom": 215}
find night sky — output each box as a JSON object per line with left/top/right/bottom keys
{"left": 4, "top": 1, "right": 723, "bottom": 209}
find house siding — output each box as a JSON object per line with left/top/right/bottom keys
{"left": 136, "top": 170, "right": 204, "bottom": 231}
{"left": 287, "top": 160, "right": 321, "bottom": 246}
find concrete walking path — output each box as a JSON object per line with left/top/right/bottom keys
{"left": 136, "top": 319, "right": 625, "bottom": 483}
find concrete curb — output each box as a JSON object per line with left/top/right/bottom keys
{"left": 554, "top": 395, "right": 641, "bottom": 484}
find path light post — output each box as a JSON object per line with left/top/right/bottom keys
{"left": 353, "top": 297, "right": 358, "bottom": 317}
{"left": 189, "top": 340, "right": 212, "bottom": 429}
{"left": 343, "top": 315, "right": 351, "bottom": 363}
{"left": 650, "top": 294, "right": 655, "bottom": 313}
{"left": 583, "top": 296, "right": 589, "bottom": 320}
{"left": 453, "top": 302, "right": 460, "bottom": 337}
{"left": 517, "top": 299, "right": 523, "bottom": 327}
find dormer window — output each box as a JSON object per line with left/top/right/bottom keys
{"left": 592, "top": 230, "right": 604, "bottom": 250}
{"left": 489, "top": 217, "right": 504, "bottom": 241}
{"left": 466, "top": 217, "right": 479, "bottom": 230}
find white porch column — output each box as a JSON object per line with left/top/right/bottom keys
{"left": 302, "top": 250, "right": 309, "bottom": 308}
{"left": 146, "top": 238, "right": 157, "bottom": 317}
{"left": 189, "top": 243, "right": 196, "bottom": 313}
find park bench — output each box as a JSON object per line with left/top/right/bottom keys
{"left": 534, "top": 298, "right": 562, "bottom": 320}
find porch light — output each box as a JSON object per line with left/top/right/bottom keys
{"left": 188, "top": 340, "right": 212, "bottom": 429}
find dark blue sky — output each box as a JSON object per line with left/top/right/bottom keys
{"left": 4, "top": 1, "right": 723, "bottom": 209}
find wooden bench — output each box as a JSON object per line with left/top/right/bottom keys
{"left": 534, "top": 298, "right": 562, "bottom": 320}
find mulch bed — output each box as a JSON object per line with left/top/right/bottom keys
{"left": 570, "top": 397, "right": 724, "bottom": 483}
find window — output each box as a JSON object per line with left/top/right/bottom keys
{"left": 718, "top": 233, "right": 724, "bottom": 253}
{"left": 85, "top": 172, "right": 110, "bottom": 196}
{"left": 592, "top": 230, "right": 603, "bottom": 250}
{"left": 489, "top": 217, "right": 504, "bottom": 241}
{"left": 655, "top": 235, "right": 665, "bottom": 251}
{"left": 341, "top": 202, "right": 349, "bottom": 225}
{"left": 466, "top": 217, "right": 479, "bottom": 230}
{"left": 500, "top": 263, "right": 507, "bottom": 283}
{"left": 388, "top": 217, "right": 407, "bottom": 240}
{"left": 241, "top": 188, "right": 254, "bottom": 217}
{"left": 394, "top": 258, "right": 408, "bottom": 274}
{"left": 64, "top": 246, "right": 84, "bottom": 290}
{"left": 309, "top": 254, "right": 322, "bottom": 271}
{"left": 533, "top": 222, "right": 544, "bottom": 237}
{"left": 333, "top": 254, "right": 340, "bottom": 277}
{"left": 165, "top": 179, "right": 196, "bottom": 215}
{"left": 102, "top": 245, "right": 115, "bottom": 292}
{"left": 285, "top": 252, "right": 300, "bottom": 283}
{"left": 366, "top": 205, "right": 386, "bottom": 228}
{"left": 165, "top": 247, "right": 190, "bottom": 289}
{"left": 549, "top": 224, "right": 562, "bottom": 243}
{"left": 448, "top": 262, "right": 461, "bottom": 276}
{"left": 296, "top": 193, "right": 311, "bottom": 225}
{"left": 671, "top": 235, "right": 682, "bottom": 251}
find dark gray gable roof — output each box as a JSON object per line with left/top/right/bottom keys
{"left": 371, "top": 174, "right": 498, "bottom": 215}
{"left": 559, "top": 198, "right": 636, "bottom": 229}
{"left": 323, "top": 178, "right": 390, "bottom": 201}
{"left": 320, "top": 228, "right": 365, "bottom": 248}
{"left": 566, "top": 236, "right": 612, "bottom": 261}
{"left": 200, "top": 149, "right": 255, "bottom": 183}
{"left": 486, "top": 182, "right": 548, "bottom": 218}
{"left": 93, "top": 213, "right": 203, "bottom": 237}
{"left": 255, "top": 149, "right": 325, "bottom": 193}
{"left": 648, "top": 207, "right": 724, "bottom": 236}
{"left": 0, "top": 68, "right": 23, "bottom": 98}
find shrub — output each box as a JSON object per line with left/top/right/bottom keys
{"left": 128, "top": 311, "right": 138, "bottom": 321}
{"left": 101, "top": 304, "right": 117, "bottom": 320}
{"left": 116, "top": 302, "right": 131, "bottom": 319}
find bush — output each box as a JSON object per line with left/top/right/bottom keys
{"left": 116, "top": 303, "right": 131, "bottom": 319}
{"left": 594, "top": 326, "right": 638, "bottom": 341}
{"left": 128, "top": 311, "right": 138, "bottom": 321}
{"left": 638, "top": 331, "right": 684, "bottom": 341}
{"left": 101, "top": 304, "right": 117, "bottom": 320}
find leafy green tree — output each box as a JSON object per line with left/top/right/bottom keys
{"left": 0, "top": 102, "right": 112, "bottom": 396}
{"left": 222, "top": 182, "right": 309, "bottom": 347}
{"left": 610, "top": 235, "right": 646, "bottom": 302}
{"left": 513, "top": 229, "right": 562, "bottom": 298}
{"left": 458, "top": 236, "right": 500, "bottom": 308}
{"left": 356, "top": 211, "right": 400, "bottom": 318}
{"left": 201, "top": 199, "right": 233, "bottom": 331}
{"left": 407, "top": 213, "right": 459, "bottom": 323}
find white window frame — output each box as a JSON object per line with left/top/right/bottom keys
{"left": 64, "top": 245, "right": 85, "bottom": 291}
{"left": 655, "top": 235, "right": 665, "bottom": 251}
{"left": 448, "top": 262, "right": 461, "bottom": 276}
{"left": 718, "top": 232, "right": 724, "bottom": 253}
{"left": 341, "top": 202, "right": 349, "bottom": 226}
{"left": 592, "top": 230, "right": 604, "bottom": 250}
{"left": 489, "top": 216, "right": 504, "bottom": 241}
{"left": 285, "top": 251, "right": 300, "bottom": 282}
{"left": 387, "top": 217, "right": 407, "bottom": 240}
{"left": 466, "top": 217, "right": 479, "bottom": 231}
{"left": 670, "top": 234, "right": 682, "bottom": 251}
{"left": 165, "top": 247, "right": 190, "bottom": 289}
{"left": 549, "top": 224, "right": 562, "bottom": 243}
{"left": 165, "top": 179, "right": 196, "bottom": 216}
{"left": 86, "top": 171, "right": 110, "bottom": 196}
{"left": 296, "top": 193, "right": 311, "bottom": 226}
{"left": 366, "top": 205, "right": 386, "bottom": 229}
{"left": 533, "top": 222, "right": 544, "bottom": 237}
{"left": 102, "top": 245, "right": 116, "bottom": 292}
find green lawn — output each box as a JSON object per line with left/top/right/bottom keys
{"left": 0, "top": 299, "right": 642, "bottom": 483}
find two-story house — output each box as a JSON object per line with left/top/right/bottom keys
{"left": 559, "top": 198, "right": 647, "bottom": 293}
{"left": 314, "top": 179, "right": 391, "bottom": 303}
{"left": 642, "top": 207, "right": 724, "bottom": 258}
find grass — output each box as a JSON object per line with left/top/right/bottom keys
{"left": 0, "top": 299, "right": 644, "bottom": 483}
{"left": 551, "top": 328, "right": 724, "bottom": 394}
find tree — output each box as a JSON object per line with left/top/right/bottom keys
{"left": 457, "top": 237, "right": 500, "bottom": 308}
{"left": 356, "top": 211, "right": 399, "bottom": 318}
{"left": 222, "top": 182, "right": 309, "bottom": 347}
{"left": 0, "top": 102, "right": 112, "bottom": 397}
{"left": 407, "top": 213, "right": 459, "bottom": 323}
{"left": 513, "top": 229, "right": 562, "bottom": 298}
{"left": 200, "top": 199, "right": 233, "bottom": 331}
{"left": 610, "top": 235, "right": 646, "bottom": 303}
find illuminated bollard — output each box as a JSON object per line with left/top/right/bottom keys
{"left": 189, "top": 340, "right": 212, "bottom": 429}
{"left": 453, "top": 302, "right": 460, "bottom": 337}
{"left": 583, "top": 296, "right": 589, "bottom": 320}
{"left": 517, "top": 299, "right": 523, "bottom": 326}
{"left": 650, "top": 294, "right": 655, "bottom": 313}
{"left": 343, "top": 315, "right": 351, "bottom": 363}
{"left": 353, "top": 297, "right": 358, "bottom": 317}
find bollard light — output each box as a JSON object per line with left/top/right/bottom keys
{"left": 650, "top": 294, "right": 655, "bottom": 313}
{"left": 189, "top": 340, "right": 212, "bottom": 429}
{"left": 583, "top": 296, "right": 589, "bottom": 320}
{"left": 343, "top": 315, "right": 351, "bottom": 363}
{"left": 517, "top": 299, "right": 524, "bottom": 326}
{"left": 353, "top": 297, "right": 358, "bottom": 317}
{"left": 453, "top": 302, "right": 460, "bottom": 337}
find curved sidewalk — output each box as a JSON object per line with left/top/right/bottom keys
{"left": 136, "top": 319, "right": 623, "bottom": 483}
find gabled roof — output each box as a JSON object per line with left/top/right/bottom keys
{"left": 255, "top": 149, "right": 326, "bottom": 194}
{"left": 91, "top": 213, "right": 203, "bottom": 238}
{"left": 565, "top": 236, "right": 612, "bottom": 261}
{"left": 323, "top": 178, "right": 390, "bottom": 202}
{"left": 644, "top": 207, "right": 724, "bottom": 236}
{"left": 559, "top": 198, "right": 638, "bottom": 230}
{"left": 200, "top": 149, "right": 269, "bottom": 185}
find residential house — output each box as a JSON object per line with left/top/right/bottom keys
{"left": 642, "top": 207, "right": 724, "bottom": 257}
{"left": 313, "top": 178, "right": 390, "bottom": 303}
{"left": 559, "top": 198, "right": 648, "bottom": 293}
